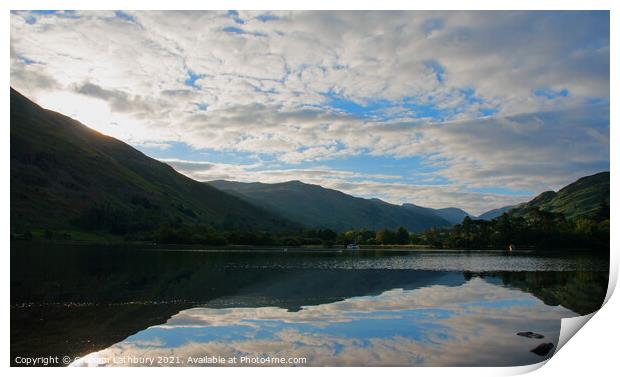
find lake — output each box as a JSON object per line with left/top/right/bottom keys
{"left": 10, "top": 243, "right": 609, "bottom": 367}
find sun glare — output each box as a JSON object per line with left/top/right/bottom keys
{"left": 35, "top": 90, "right": 157, "bottom": 144}
{"left": 36, "top": 91, "right": 112, "bottom": 133}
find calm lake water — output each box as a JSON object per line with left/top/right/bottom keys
{"left": 11, "top": 243, "right": 609, "bottom": 367}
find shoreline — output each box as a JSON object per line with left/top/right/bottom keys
{"left": 9, "top": 239, "right": 608, "bottom": 255}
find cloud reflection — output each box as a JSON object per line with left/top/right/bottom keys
{"left": 71, "top": 278, "right": 576, "bottom": 367}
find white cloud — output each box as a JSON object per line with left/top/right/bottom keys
{"left": 70, "top": 278, "right": 576, "bottom": 367}
{"left": 10, "top": 11, "right": 609, "bottom": 214}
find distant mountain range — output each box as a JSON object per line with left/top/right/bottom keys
{"left": 10, "top": 88, "right": 295, "bottom": 235}
{"left": 402, "top": 204, "right": 472, "bottom": 225}
{"left": 207, "top": 173, "right": 610, "bottom": 231}
{"left": 10, "top": 88, "right": 609, "bottom": 238}
{"left": 477, "top": 205, "right": 518, "bottom": 221}
{"left": 208, "top": 180, "right": 452, "bottom": 232}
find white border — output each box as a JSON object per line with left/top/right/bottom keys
{"left": 2, "top": 1, "right": 617, "bottom": 376}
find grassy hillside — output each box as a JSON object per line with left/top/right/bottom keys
{"left": 473, "top": 171, "right": 608, "bottom": 222}
{"left": 510, "top": 172, "right": 609, "bottom": 219}
{"left": 208, "top": 180, "right": 451, "bottom": 232}
{"left": 10, "top": 88, "right": 294, "bottom": 239}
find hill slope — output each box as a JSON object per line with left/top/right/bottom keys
{"left": 401, "top": 204, "right": 473, "bottom": 225}
{"left": 510, "top": 172, "right": 609, "bottom": 219}
{"left": 478, "top": 205, "right": 518, "bottom": 221}
{"left": 10, "top": 88, "right": 293, "bottom": 236}
{"left": 207, "top": 180, "right": 451, "bottom": 232}
{"left": 433, "top": 207, "right": 474, "bottom": 224}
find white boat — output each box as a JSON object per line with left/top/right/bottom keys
{"left": 346, "top": 244, "right": 360, "bottom": 250}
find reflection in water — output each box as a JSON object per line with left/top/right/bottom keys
{"left": 11, "top": 243, "right": 609, "bottom": 367}
{"left": 72, "top": 278, "right": 575, "bottom": 367}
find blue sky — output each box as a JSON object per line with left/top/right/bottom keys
{"left": 70, "top": 277, "right": 573, "bottom": 367}
{"left": 10, "top": 10, "right": 610, "bottom": 214}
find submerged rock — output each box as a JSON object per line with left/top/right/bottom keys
{"left": 517, "top": 331, "right": 545, "bottom": 339}
{"left": 530, "top": 343, "right": 554, "bottom": 356}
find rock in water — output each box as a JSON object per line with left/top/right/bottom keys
{"left": 517, "top": 331, "right": 545, "bottom": 339}
{"left": 530, "top": 343, "right": 554, "bottom": 356}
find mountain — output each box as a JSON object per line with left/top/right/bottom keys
{"left": 207, "top": 180, "right": 451, "bottom": 232}
{"left": 509, "top": 172, "right": 609, "bottom": 219}
{"left": 10, "top": 88, "right": 294, "bottom": 237}
{"left": 434, "top": 207, "right": 473, "bottom": 224}
{"left": 401, "top": 204, "right": 472, "bottom": 225}
{"left": 477, "top": 205, "right": 518, "bottom": 221}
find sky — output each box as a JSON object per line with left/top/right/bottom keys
{"left": 9, "top": 10, "right": 610, "bottom": 215}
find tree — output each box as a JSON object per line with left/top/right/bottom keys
{"left": 575, "top": 218, "right": 596, "bottom": 236}
{"left": 459, "top": 216, "right": 473, "bottom": 247}
{"left": 395, "top": 226, "right": 410, "bottom": 245}
{"left": 376, "top": 229, "right": 396, "bottom": 245}
{"left": 423, "top": 227, "right": 442, "bottom": 248}
{"left": 493, "top": 212, "right": 514, "bottom": 247}
{"left": 409, "top": 232, "right": 422, "bottom": 245}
